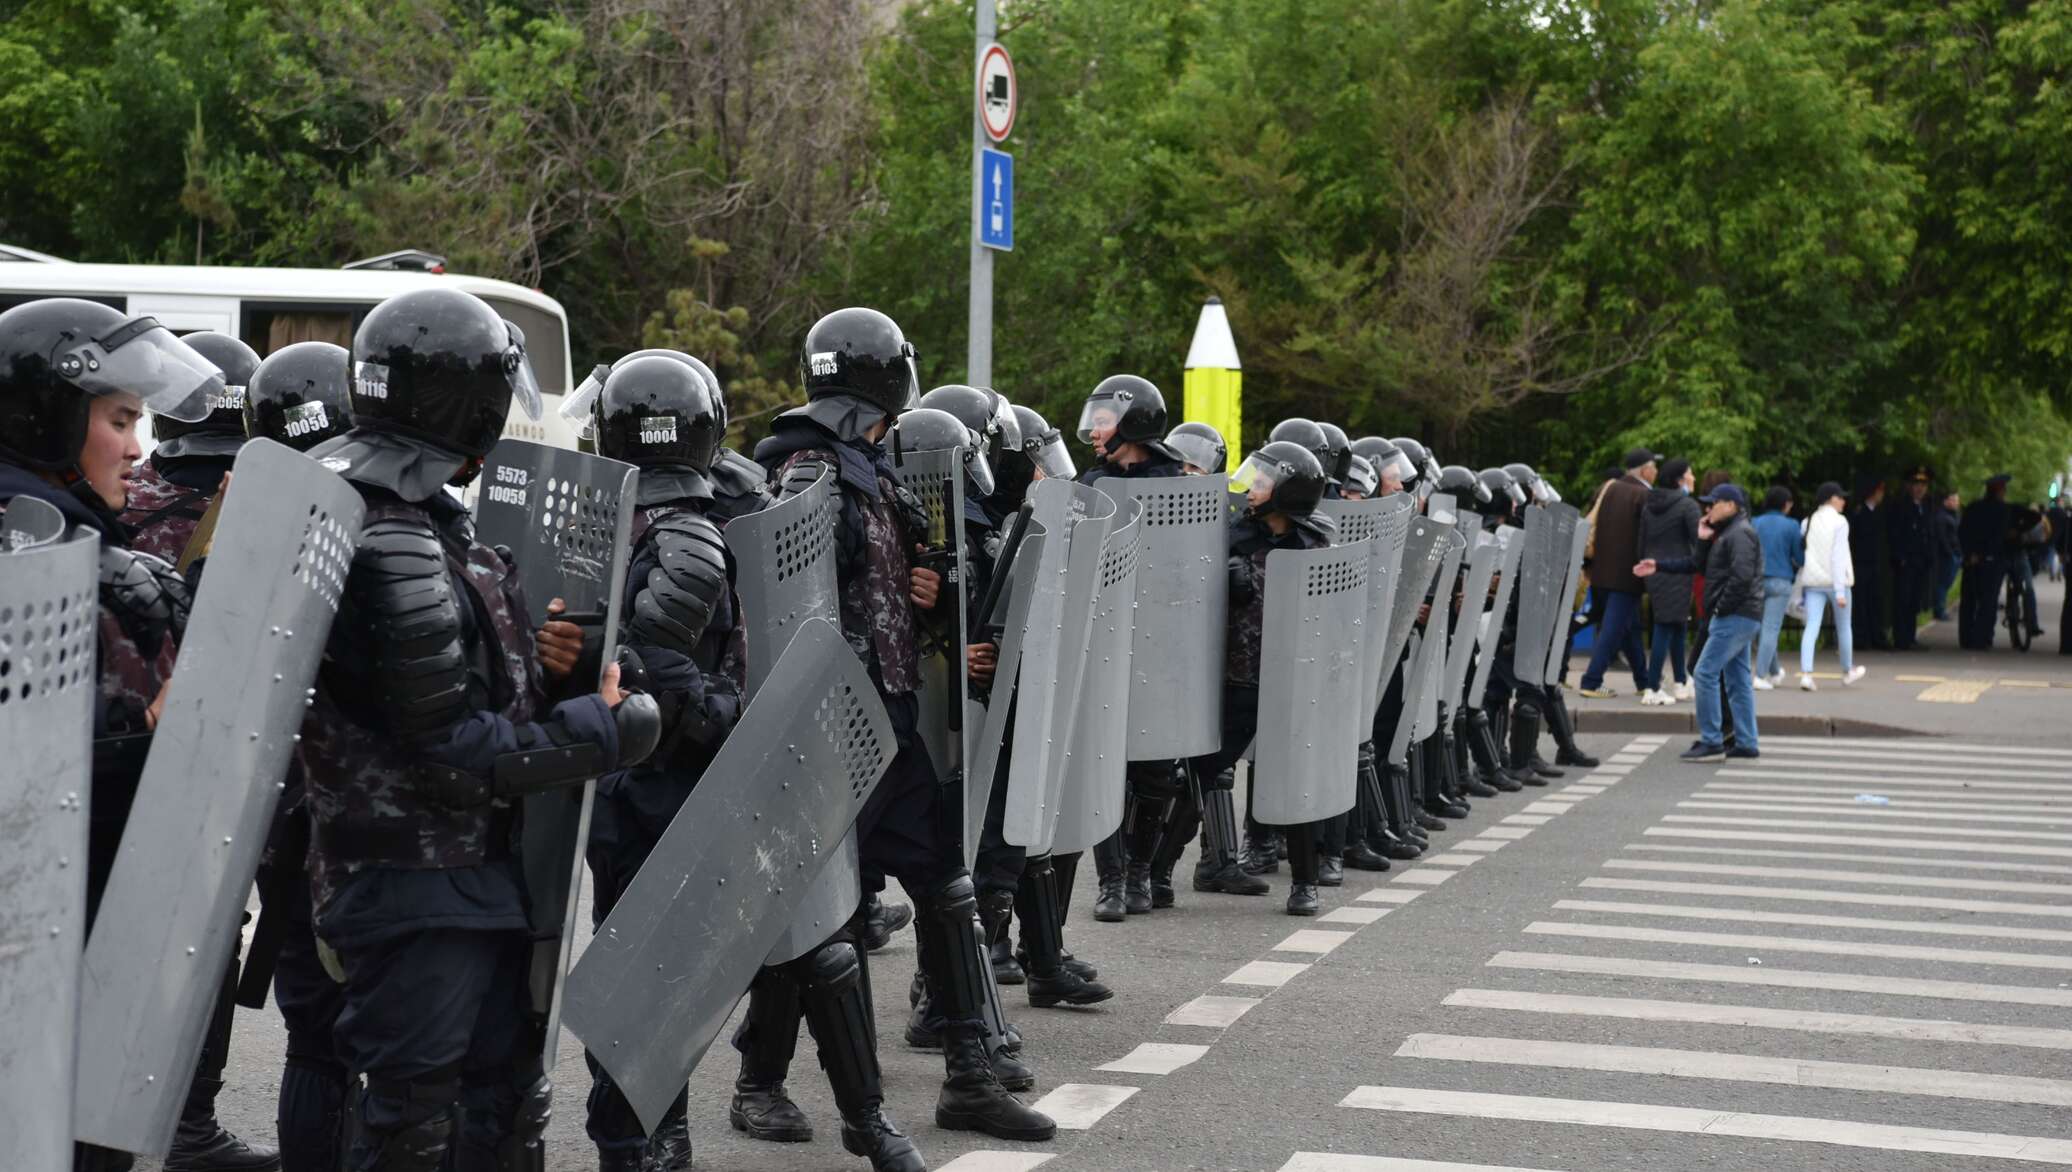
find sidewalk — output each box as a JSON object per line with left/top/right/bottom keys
{"left": 1567, "top": 573, "right": 2071, "bottom": 744}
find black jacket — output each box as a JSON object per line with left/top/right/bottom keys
{"left": 1638, "top": 485, "right": 1701, "bottom": 623}
{"left": 1652, "top": 510, "right": 1762, "bottom": 623}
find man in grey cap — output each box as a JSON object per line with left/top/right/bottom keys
{"left": 1638, "top": 482, "right": 1762, "bottom": 762}
{"left": 1578, "top": 447, "right": 1657, "bottom": 698}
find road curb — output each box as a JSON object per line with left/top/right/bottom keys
{"left": 1569, "top": 708, "right": 1925, "bottom": 739}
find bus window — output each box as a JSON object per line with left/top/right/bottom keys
{"left": 240, "top": 304, "right": 360, "bottom": 357}
{"left": 480, "top": 296, "right": 569, "bottom": 394}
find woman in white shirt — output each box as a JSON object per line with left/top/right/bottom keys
{"left": 1797, "top": 481, "right": 1869, "bottom": 690}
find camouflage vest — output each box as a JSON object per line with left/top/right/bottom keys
{"left": 301, "top": 499, "right": 541, "bottom": 911}
{"left": 778, "top": 448, "right": 921, "bottom": 695}
{"left": 118, "top": 459, "right": 211, "bottom": 566}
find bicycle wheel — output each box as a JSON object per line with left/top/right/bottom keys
{"left": 2007, "top": 581, "right": 2032, "bottom": 651}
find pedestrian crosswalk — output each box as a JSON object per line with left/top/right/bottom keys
{"left": 1297, "top": 735, "right": 2072, "bottom": 1170}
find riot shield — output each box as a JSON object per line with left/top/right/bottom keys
{"left": 74, "top": 441, "right": 364, "bottom": 1156}
{"left": 1510, "top": 505, "right": 1558, "bottom": 686}
{"left": 1541, "top": 503, "right": 1587, "bottom": 686}
{"left": 1378, "top": 512, "right": 1449, "bottom": 697}
{"left": 1111, "top": 475, "right": 1228, "bottom": 760}
{"left": 964, "top": 521, "right": 1047, "bottom": 867}
{"left": 1048, "top": 498, "right": 1144, "bottom": 854}
{"left": 1411, "top": 528, "right": 1468, "bottom": 741}
{"left": 1, "top": 500, "right": 97, "bottom": 1172}
{"left": 1443, "top": 527, "right": 1502, "bottom": 707}
{"left": 1318, "top": 496, "right": 1413, "bottom": 724}
{"left": 561, "top": 618, "right": 893, "bottom": 1133}
{"left": 1002, "top": 480, "right": 1114, "bottom": 852}
{"left": 1467, "top": 527, "right": 1525, "bottom": 710}
{"left": 889, "top": 446, "right": 973, "bottom": 858}
{"left": 472, "top": 439, "right": 638, "bottom": 1069}
{"left": 1251, "top": 541, "right": 1371, "bottom": 825}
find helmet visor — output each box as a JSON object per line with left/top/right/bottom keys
{"left": 1371, "top": 448, "right": 1416, "bottom": 487}
{"left": 1344, "top": 456, "right": 1378, "bottom": 498}
{"left": 1427, "top": 495, "right": 1457, "bottom": 525}
{"left": 1166, "top": 431, "right": 1226, "bottom": 475}
{"left": 1076, "top": 396, "right": 1123, "bottom": 446}
{"left": 1534, "top": 480, "right": 1561, "bottom": 505}
{"left": 560, "top": 363, "right": 610, "bottom": 440}
{"left": 503, "top": 320, "right": 544, "bottom": 421}
{"left": 963, "top": 439, "right": 997, "bottom": 498}
{"left": 1504, "top": 480, "right": 1527, "bottom": 508}
{"left": 59, "top": 317, "right": 223, "bottom": 422}
{"left": 1032, "top": 431, "right": 1076, "bottom": 481}
{"left": 990, "top": 394, "right": 1022, "bottom": 453}
{"left": 1228, "top": 452, "right": 1284, "bottom": 501}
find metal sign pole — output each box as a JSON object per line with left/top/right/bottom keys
{"left": 967, "top": 0, "right": 997, "bottom": 387}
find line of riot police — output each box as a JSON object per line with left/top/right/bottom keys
{"left": 0, "top": 290, "right": 1595, "bottom": 1172}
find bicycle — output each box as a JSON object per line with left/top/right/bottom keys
{"left": 2004, "top": 569, "right": 2032, "bottom": 652}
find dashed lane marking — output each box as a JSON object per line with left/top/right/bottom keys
{"left": 1319, "top": 906, "right": 1392, "bottom": 925}
{"left": 1393, "top": 868, "right": 1459, "bottom": 886}
{"left": 1273, "top": 929, "right": 1357, "bottom": 955}
{"left": 1501, "top": 815, "right": 1553, "bottom": 827}
{"left": 1338, "top": 1086, "right": 2072, "bottom": 1163}
{"left": 1280, "top": 1156, "right": 1561, "bottom": 1172}
{"left": 1479, "top": 827, "right": 1534, "bottom": 840}
{"left": 1224, "top": 960, "right": 1311, "bottom": 987}
{"left": 1488, "top": 950, "right": 2072, "bottom": 1008}
{"left": 1699, "top": 782, "right": 2072, "bottom": 806}
{"left": 1443, "top": 987, "right": 2072, "bottom": 1050}
{"left": 1604, "top": 857, "right": 2072, "bottom": 895}
{"left": 936, "top": 1153, "right": 1054, "bottom": 1172}
{"left": 1625, "top": 841, "right": 2072, "bottom": 876}
{"left": 1762, "top": 735, "right": 2062, "bottom": 757}
{"left": 1455, "top": 840, "right": 1509, "bottom": 853}
{"left": 1642, "top": 826, "right": 2072, "bottom": 858}
{"left": 1028, "top": 1083, "right": 1139, "bottom": 1130}
{"left": 1920, "top": 679, "right": 1996, "bottom": 703}
{"left": 1357, "top": 888, "right": 1427, "bottom": 904}
{"left": 1676, "top": 800, "right": 2072, "bottom": 828}
{"left": 1554, "top": 898, "right": 2072, "bottom": 944}
{"left": 1523, "top": 802, "right": 1573, "bottom": 815}
{"left": 1584, "top": 876, "right": 2072, "bottom": 917}
{"left": 1165, "top": 995, "right": 1260, "bottom": 1028}
{"left": 1716, "top": 768, "right": 2042, "bottom": 792}
{"left": 1522, "top": 920, "right": 2072, "bottom": 971}
{"left": 1095, "top": 1043, "right": 1211, "bottom": 1075}
{"left": 1663, "top": 813, "right": 2072, "bottom": 844}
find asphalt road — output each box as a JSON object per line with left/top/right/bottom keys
{"left": 155, "top": 704, "right": 2072, "bottom": 1171}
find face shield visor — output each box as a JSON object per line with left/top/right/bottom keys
{"left": 1344, "top": 456, "right": 1378, "bottom": 499}
{"left": 56, "top": 316, "right": 224, "bottom": 422}
{"left": 1503, "top": 480, "right": 1527, "bottom": 509}
{"left": 1368, "top": 446, "right": 1416, "bottom": 488}
{"left": 1030, "top": 429, "right": 1076, "bottom": 481}
{"left": 1427, "top": 495, "right": 1457, "bottom": 525}
{"left": 501, "top": 319, "right": 544, "bottom": 421}
{"left": 560, "top": 363, "right": 610, "bottom": 441}
{"left": 989, "top": 393, "right": 1022, "bottom": 453}
{"left": 1229, "top": 451, "right": 1287, "bottom": 508}
{"left": 1166, "top": 431, "right": 1227, "bottom": 476}
{"left": 961, "top": 427, "right": 997, "bottom": 498}
{"left": 1534, "top": 479, "right": 1561, "bottom": 505}
{"left": 1076, "top": 397, "right": 1124, "bottom": 447}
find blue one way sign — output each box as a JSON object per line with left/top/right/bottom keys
{"left": 980, "top": 148, "right": 1013, "bottom": 252}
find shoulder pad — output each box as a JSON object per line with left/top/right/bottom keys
{"left": 98, "top": 545, "right": 192, "bottom": 644}
{"left": 628, "top": 511, "right": 728, "bottom": 656}
{"left": 712, "top": 449, "right": 769, "bottom": 494}
{"left": 778, "top": 457, "right": 835, "bottom": 502}
{"left": 348, "top": 511, "right": 470, "bottom": 743}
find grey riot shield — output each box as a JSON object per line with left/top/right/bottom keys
{"left": 1541, "top": 503, "right": 1587, "bottom": 685}
{"left": 1411, "top": 528, "right": 1467, "bottom": 740}
{"left": 964, "top": 521, "right": 1047, "bottom": 866}
{"left": 1111, "top": 475, "right": 1228, "bottom": 759}
{"left": 1048, "top": 499, "right": 1144, "bottom": 854}
{"left": 1467, "top": 527, "right": 1526, "bottom": 709}
{"left": 1251, "top": 541, "right": 1371, "bottom": 825}
{"left": 1511, "top": 505, "right": 1558, "bottom": 686}
{"left": 1318, "top": 496, "right": 1412, "bottom": 724}
{"left": 1, "top": 501, "right": 97, "bottom": 1172}
{"left": 1384, "top": 516, "right": 1455, "bottom": 765}
{"left": 74, "top": 441, "right": 363, "bottom": 1156}
{"left": 562, "top": 618, "right": 893, "bottom": 1133}
{"left": 472, "top": 439, "right": 638, "bottom": 1069}
{"left": 1002, "top": 480, "right": 1113, "bottom": 852}
{"left": 889, "top": 446, "right": 973, "bottom": 855}
{"left": 720, "top": 470, "right": 868, "bottom": 966}
{"left": 1444, "top": 528, "right": 1501, "bottom": 706}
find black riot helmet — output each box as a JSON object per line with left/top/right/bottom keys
{"left": 1344, "top": 454, "right": 1379, "bottom": 499}
{"left": 150, "top": 331, "right": 259, "bottom": 446}
{"left": 800, "top": 307, "right": 919, "bottom": 418}
{"left": 1268, "top": 418, "right": 1332, "bottom": 481}
{"left": 1317, "top": 421, "right": 1353, "bottom": 483}
{"left": 1350, "top": 435, "right": 1417, "bottom": 491}
{"left": 563, "top": 348, "right": 724, "bottom": 443}
{"left": 1437, "top": 464, "right": 1492, "bottom": 506}
{"left": 919, "top": 384, "right": 1018, "bottom": 484}
{"left": 995, "top": 403, "right": 1073, "bottom": 504}
{"left": 1077, "top": 374, "right": 1169, "bottom": 452}
{"left": 1163, "top": 420, "right": 1228, "bottom": 475}
{"left": 1480, "top": 466, "right": 1526, "bottom": 512}
{"left": 893, "top": 405, "right": 995, "bottom": 498}
{"left": 1232, "top": 440, "right": 1329, "bottom": 534}
{"left": 245, "top": 341, "right": 354, "bottom": 451}
{"left": 1390, "top": 437, "right": 1442, "bottom": 498}
{"left": 1505, "top": 461, "right": 1560, "bottom": 505}
{"left": 597, "top": 354, "right": 725, "bottom": 473}
{"left": 349, "top": 287, "right": 542, "bottom": 459}
{"left": 0, "top": 297, "right": 223, "bottom": 473}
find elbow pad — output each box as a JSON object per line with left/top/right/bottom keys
{"left": 778, "top": 459, "right": 834, "bottom": 503}
{"left": 627, "top": 513, "right": 728, "bottom": 656}
{"left": 98, "top": 545, "right": 192, "bottom": 653}
{"left": 348, "top": 513, "right": 470, "bottom": 745}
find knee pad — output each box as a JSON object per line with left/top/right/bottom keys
{"left": 802, "top": 939, "right": 863, "bottom": 996}
{"left": 349, "top": 1070, "right": 459, "bottom": 1172}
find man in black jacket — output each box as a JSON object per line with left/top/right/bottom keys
{"left": 1637, "top": 483, "right": 1762, "bottom": 763}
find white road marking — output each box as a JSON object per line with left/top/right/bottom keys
{"left": 1444, "top": 987, "right": 2072, "bottom": 1049}
{"left": 1592, "top": 765, "right": 1634, "bottom": 775}
{"left": 1584, "top": 876, "right": 2072, "bottom": 918}
{"left": 1490, "top": 950, "right": 2072, "bottom": 1007}
{"left": 1524, "top": 802, "right": 1577, "bottom": 814}
{"left": 1422, "top": 853, "right": 1484, "bottom": 866}
{"left": 1742, "top": 745, "right": 2068, "bottom": 772}
{"left": 1275, "top": 929, "right": 1357, "bottom": 955}
{"left": 1096, "top": 1042, "right": 1211, "bottom": 1075}
{"left": 1609, "top": 755, "right": 1650, "bottom": 764}
{"left": 1582, "top": 773, "right": 1628, "bottom": 785}
{"left": 1027, "top": 1083, "right": 1139, "bottom": 1130}
{"left": 936, "top": 1153, "right": 1055, "bottom": 1172}
{"left": 1555, "top": 899, "right": 2072, "bottom": 944}
{"left": 1280, "top": 1156, "right": 1561, "bottom": 1172}
{"left": 1502, "top": 815, "right": 1553, "bottom": 826}
{"left": 1762, "top": 735, "right": 2064, "bottom": 758}
{"left": 1664, "top": 813, "right": 2072, "bottom": 845}
{"left": 1700, "top": 782, "right": 2072, "bottom": 806}
{"left": 1340, "top": 1086, "right": 2072, "bottom": 1162}
{"left": 1524, "top": 920, "right": 2072, "bottom": 971}
{"left": 1561, "top": 785, "right": 1609, "bottom": 795}
{"left": 1624, "top": 840, "right": 2072, "bottom": 876}
{"left": 1165, "top": 994, "right": 1261, "bottom": 1027}
{"left": 1603, "top": 857, "right": 2072, "bottom": 895}
{"left": 1320, "top": 906, "right": 1391, "bottom": 925}
{"left": 1480, "top": 827, "right": 1535, "bottom": 840}
{"left": 1456, "top": 840, "right": 1510, "bottom": 853}
{"left": 1395, "top": 1032, "right": 2072, "bottom": 1107}
{"left": 1677, "top": 799, "right": 2072, "bottom": 828}
{"left": 1357, "top": 888, "right": 1427, "bottom": 904}
{"left": 1644, "top": 825, "right": 2072, "bottom": 858}
{"left": 1394, "top": 868, "right": 1458, "bottom": 886}
{"left": 1718, "top": 767, "right": 2038, "bottom": 792}
{"left": 1225, "top": 959, "right": 1311, "bottom": 986}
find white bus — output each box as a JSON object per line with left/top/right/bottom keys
{"left": 0, "top": 249, "right": 584, "bottom": 453}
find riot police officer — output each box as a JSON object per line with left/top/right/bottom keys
{"left": 245, "top": 341, "right": 354, "bottom": 451}
{"left": 300, "top": 287, "right": 659, "bottom": 1172}
{"left": 1164, "top": 420, "right": 1227, "bottom": 476}
{"left": 755, "top": 308, "right": 1055, "bottom": 1152}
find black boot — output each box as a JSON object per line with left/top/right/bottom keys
{"left": 1193, "top": 782, "right": 1271, "bottom": 894}
{"left": 1468, "top": 708, "right": 1523, "bottom": 791}
{"left": 732, "top": 970, "right": 814, "bottom": 1142}
{"left": 1285, "top": 828, "right": 1321, "bottom": 916}
{"left": 1016, "top": 856, "right": 1114, "bottom": 1008}
{"left": 861, "top": 891, "right": 914, "bottom": 952}
{"left": 1241, "top": 816, "right": 1281, "bottom": 875}
{"left": 1376, "top": 757, "right": 1427, "bottom": 850}
{"left": 646, "top": 1093, "right": 693, "bottom": 1172}
{"left": 1546, "top": 687, "right": 1600, "bottom": 768}
{"left": 168, "top": 961, "right": 281, "bottom": 1172}
{"left": 972, "top": 886, "right": 1035, "bottom": 1092}
{"left": 989, "top": 938, "right": 1025, "bottom": 985}
{"left": 1091, "top": 833, "right": 1127, "bottom": 922}
{"left": 1452, "top": 715, "right": 1498, "bottom": 798}
{"left": 1345, "top": 774, "right": 1392, "bottom": 870}
{"left": 1420, "top": 736, "right": 1470, "bottom": 819}
{"left": 1123, "top": 861, "right": 1154, "bottom": 914}
{"left": 905, "top": 927, "right": 944, "bottom": 1050}
{"left": 1148, "top": 781, "right": 1200, "bottom": 908}
{"left": 1507, "top": 701, "right": 1555, "bottom": 786}
{"left": 797, "top": 940, "right": 928, "bottom": 1172}
{"left": 926, "top": 878, "right": 1058, "bottom": 1143}
{"left": 1315, "top": 815, "right": 1346, "bottom": 885}
{"left": 595, "top": 1146, "right": 645, "bottom": 1172}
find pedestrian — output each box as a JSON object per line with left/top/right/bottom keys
{"left": 1958, "top": 474, "right": 2014, "bottom": 649}
{"left": 1931, "top": 489, "right": 1962, "bottom": 622}
{"left": 1796, "top": 482, "right": 1868, "bottom": 690}
{"left": 1637, "top": 458, "right": 1700, "bottom": 706}
{"left": 1636, "top": 482, "right": 1763, "bottom": 762}
{"left": 1577, "top": 448, "right": 1657, "bottom": 699}
{"left": 1848, "top": 477, "right": 1891, "bottom": 651}
{"left": 1750, "top": 485, "right": 1802, "bottom": 689}
{"left": 2009, "top": 498, "right": 2050, "bottom": 640}
{"left": 1884, "top": 466, "right": 1935, "bottom": 649}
